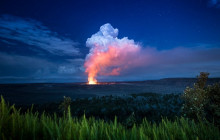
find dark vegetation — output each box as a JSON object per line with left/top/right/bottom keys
{"left": 182, "top": 72, "right": 220, "bottom": 127}
{"left": 24, "top": 93, "right": 183, "bottom": 126}
{"left": 0, "top": 72, "right": 220, "bottom": 139}
{"left": 1, "top": 98, "right": 219, "bottom": 140}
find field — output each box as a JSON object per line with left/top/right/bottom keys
{"left": 1, "top": 96, "right": 220, "bottom": 140}
{"left": 0, "top": 78, "right": 220, "bottom": 139}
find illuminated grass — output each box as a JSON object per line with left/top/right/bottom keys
{"left": 0, "top": 96, "right": 219, "bottom": 140}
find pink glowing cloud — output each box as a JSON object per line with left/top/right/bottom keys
{"left": 84, "top": 23, "right": 220, "bottom": 83}
{"left": 84, "top": 23, "right": 147, "bottom": 84}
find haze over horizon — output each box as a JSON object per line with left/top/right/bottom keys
{"left": 0, "top": 0, "right": 220, "bottom": 83}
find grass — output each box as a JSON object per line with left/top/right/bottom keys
{"left": 0, "top": 96, "right": 219, "bottom": 140}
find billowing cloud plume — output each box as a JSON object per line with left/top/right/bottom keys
{"left": 84, "top": 23, "right": 145, "bottom": 84}
{"left": 84, "top": 23, "right": 220, "bottom": 83}
{"left": 0, "top": 14, "right": 80, "bottom": 56}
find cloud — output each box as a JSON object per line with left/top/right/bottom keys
{"left": 0, "top": 52, "right": 55, "bottom": 79}
{"left": 0, "top": 39, "right": 17, "bottom": 45}
{"left": 0, "top": 52, "right": 85, "bottom": 83}
{"left": 98, "top": 46, "right": 220, "bottom": 81}
{"left": 84, "top": 23, "right": 141, "bottom": 83}
{"left": 58, "top": 59, "right": 84, "bottom": 74}
{"left": 0, "top": 15, "right": 80, "bottom": 56}
{"left": 1, "top": 21, "right": 220, "bottom": 83}
{"left": 84, "top": 23, "right": 220, "bottom": 82}
{"left": 125, "top": 46, "right": 220, "bottom": 78}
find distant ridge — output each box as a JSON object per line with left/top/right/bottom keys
{"left": 139, "top": 78, "right": 220, "bottom": 87}
{"left": 0, "top": 77, "right": 220, "bottom": 85}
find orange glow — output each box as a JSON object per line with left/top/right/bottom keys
{"left": 84, "top": 43, "right": 141, "bottom": 84}
{"left": 88, "top": 77, "right": 97, "bottom": 84}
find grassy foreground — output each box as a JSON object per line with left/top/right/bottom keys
{"left": 0, "top": 97, "right": 219, "bottom": 140}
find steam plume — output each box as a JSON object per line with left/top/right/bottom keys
{"left": 84, "top": 23, "right": 142, "bottom": 84}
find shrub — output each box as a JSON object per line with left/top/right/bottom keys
{"left": 197, "top": 72, "right": 209, "bottom": 89}
{"left": 124, "top": 112, "right": 136, "bottom": 128}
{"left": 205, "top": 83, "right": 220, "bottom": 126}
{"left": 182, "top": 72, "right": 220, "bottom": 126}
{"left": 182, "top": 72, "right": 209, "bottom": 119}
{"left": 59, "top": 96, "right": 72, "bottom": 114}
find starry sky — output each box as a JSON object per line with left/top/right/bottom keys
{"left": 0, "top": 0, "right": 220, "bottom": 83}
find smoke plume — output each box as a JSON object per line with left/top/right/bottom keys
{"left": 84, "top": 23, "right": 220, "bottom": 84}
{"left": 84, "top": 23, "right": 143, "bottom": 84}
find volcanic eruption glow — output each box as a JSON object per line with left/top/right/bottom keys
{"left": 84, "top": 23, "right": 142, "bottom": 84}
{"left": 88, "top": 79, "right": 97, "bottom": 84}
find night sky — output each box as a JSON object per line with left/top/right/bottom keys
{"left": 0, "top": 0, "right": 220, "bottom": 83}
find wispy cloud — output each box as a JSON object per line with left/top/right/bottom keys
{"left": 58, "top": 59, "right": 84, "bottom": 74}
{"left": 0, "top": 39, "right": 17, "bottom": 45}
{"left": 0, "top": 15, "right": 80, "bottom": 56}
{"left": 0, "top": 52, "right": 85, "bottom": 83}
{"left": 113, "top": 46, "right": 220, "bottom": 80}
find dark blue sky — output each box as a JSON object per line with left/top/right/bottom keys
{"left": 0, "top": 0, "right": 220, "bottom": 83}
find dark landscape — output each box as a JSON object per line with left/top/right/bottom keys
{"left": 1, "top": 75, "right": 220, "bottom": 139}
{"left": 1, "top": 78, "right": 219, "bottom": 105}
